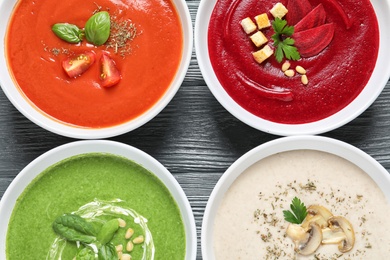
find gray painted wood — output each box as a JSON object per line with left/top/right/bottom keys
{"left": 1, "top": 1, "right": 389, "bottom": 258}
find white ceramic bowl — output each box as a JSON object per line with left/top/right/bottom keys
{"left": 195, "top": 0, "right": 390, "bottom": 136}
{"left": 0, "top": 140, "right": 197, "bottom": 259}
{"left": 0, "top": 0, "right": 192, "bottom": 139}
{"left": 202, "top": 135, "right": 390, "bottom": 259}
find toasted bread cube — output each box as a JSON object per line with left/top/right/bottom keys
{"left": 255, "top": 13, "right": 271, "bottom": 30}
{"left": 241, "top": 17, "right": 257, "bottom": 34}
{"left": 252, "top": 45, "right": 274, "bottom": 64}
{"left": 250, "top": 31, "right": 268, "bottom": 47}
{"left": 270, "top": 3, "right": 288, "bottom": 19}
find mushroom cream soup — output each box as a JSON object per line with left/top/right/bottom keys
{"left": 6, "top": 153, "right": 186, "bottom": 260}
{"left": 213, "top": 150, "right": 390, "bottom": 259}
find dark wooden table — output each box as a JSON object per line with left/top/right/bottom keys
{"left": 1, "top": 1, "right": 390, "bottom": 259}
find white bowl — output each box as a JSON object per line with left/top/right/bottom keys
{"left": 202, "top": 135, "right": 390, "bottom": 259}
{"left": 195, "top": 0, "right": 390, "bottom": 136}
{"left": 0, "top": 140, "right": 197, "bottom": 259}
{"left": 0, "top": 0, "right": 192, "bottom": 139}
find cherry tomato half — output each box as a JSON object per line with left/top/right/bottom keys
{"left": 100, "top": 53, "right": 121, "bottom": 88}
{"left": 62, "top": 51, "right": 96, "bottom": 78}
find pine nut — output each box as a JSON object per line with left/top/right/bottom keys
{"left": 118, "top": 218, "right": 126, "bottom": 228}
{"left": 133, "top": 235, "right": 145, "bottom": 244}
{"left": 296, "top": 65, "right": 306, "bottom": 75}
{"left": 301, "top": 75, "right": 309, "bottom": 85}
{"left": 284, "top": 69, "right": 295, "bottom": 77}
{"left": 116, "top": 244, "right": 123, "bottom": 252}
{"left": 126, "top": 241, "right": 134, "bottom": 252}
{"left": 121, "top": 253, "right": 131, "bottom": 260}
{"left": 281, "top": 61, "right": 290, "bottom": 72}
{"left": 125, "top": 228, "right": 134, "bottom": 239}
{"left": 118, "top": 252, "right": 123, "bottom": 259}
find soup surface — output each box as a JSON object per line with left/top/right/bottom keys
{"left": 208, "top": 0, "right": 379, "bottom": 123}
{"left": 6, "top": 0, "right": 182, "bottom": 128}
{"left": 6, "top": 153, "right": 185, "bottom": 259}
{"left": 213, "top": 150, "right": 390, "bottom": 259}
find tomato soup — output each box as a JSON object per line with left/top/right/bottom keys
{"left": 6, "top": 0, "right": 183, "bottom": 128}
{"left": 208, "top": 0, "right": 379, "bottom": 124}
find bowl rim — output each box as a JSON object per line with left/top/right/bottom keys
{"left": 0, "top": 140, "right": 197, "bottom": 259}
{"left": 0, "top": 0, "right": 193, "bottom": 139}
{"left": 195, "top": 0, "right": 390, "bottom": 136}
{"left": 201, "top": 135, "right": 390, "bottom": 259}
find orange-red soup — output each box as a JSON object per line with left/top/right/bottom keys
{"left": 7, "top": 0, "right": 183, "bottom": 128}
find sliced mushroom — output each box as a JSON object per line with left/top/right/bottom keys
{"left": 308, "top": 205, "right": 333, "bottom": 220}
{"left": 286, "top": 223, "right": 308, "bottom": 243}
{"left": 296, "top": 223, "right": 322, "bottom": 255}
{"left": 328, "top": 216, "right": 355, "bottom": 253}
{"left": 321, "top": 227, "right": 346, "bottom": 244}
{"left": 301, "top": 205, "right": 333, "bottom": 229}
{"left": 301, "top": 214, "right": 328, "bottom": 229}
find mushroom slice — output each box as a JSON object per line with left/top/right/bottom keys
{"left": 301, "top": 214, "right": 328, "bottom": 229}
{"left": 321, "top": 227, "right": 346, "bottom": 244}
{"left": 328, "top": 216, "right": 355, "bottom": 253}
{"left": 308, "top": 205, "right": 333, "bottom": 220}
{"left": 286, "top": 224, "right": 308, "bottom": 244}
{"left": 296, "top": 223, "right": 322, "bottom": 255}
{"left": 301, "top": 205, "right": 333, "bottom": 229}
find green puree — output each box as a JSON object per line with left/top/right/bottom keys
{"left": 6, "top": 153, "right": 186, "bottom": 259}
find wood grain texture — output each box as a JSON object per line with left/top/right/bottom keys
{"left": 1, "top": 1, "right": 390, "bottom": 259}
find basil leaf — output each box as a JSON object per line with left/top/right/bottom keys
{"left": 76, "top": 246, "right": 95, "bottom": 260}
{"left": 85, "top": 11, "right": 111, "bottom": 46}
{"left": 52, "top": 23, "right": 83, "bottom": 43}
{"left": 97, "top": 219, "right": 119, "bottom": 245}
{"left": 53, "top": 214, "right": 97, "bottom": 243}
{"left": 98, "top": 243, "right": 117, "bottom": 260}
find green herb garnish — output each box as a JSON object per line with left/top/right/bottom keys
{"left": 52, "top": 11, "right": 110, "bottom": 46}
{"left": 85, "top": 11, "right": 111, "bottom": 46}
{"left": 52, "top": 214, "right": 120, "bottom": 259}
{"left": 52, "top": 23, "right": 84, "bottom": 43}
{"left": 52, "top": 213, "right": 97, "bottom": 243}
{"left": 98, "top": 243, "right": 118, "bottom": 260}
{"left": 271, "top": 18, "right": 300, "bottom": 63}
{"left": 76, "top": 246, "right": 95, "bottom": 260}
{"left": 97, "top": 219, "right": 119, "bottom": 245}
{"left": 283, "top": 197, "right": 308, "bottom": 224}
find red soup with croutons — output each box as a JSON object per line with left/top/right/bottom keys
{"left": 208, "top": 0, "right": 379, "bottom": 124}
{"left": 6, "top": 0, "right": 183, "bottom": 128}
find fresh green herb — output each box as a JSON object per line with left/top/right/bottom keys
{"left": 271, "top": 18, "right": 300, "bottom": 63}
{"left": 97, "top": 219, "right": 119, "bottom": 245}
{"left": 52, "top": 11, "right": 110, "bottom": 46}
{"left": 85, "top": 11, "right": 111, "bottom": 46}
{"left": 52, "top": 214, "right": 97, "bottom": 243}
{"left": 98, "top": 243, "right": 118, "bottom": 260}
{"left": 283, "top": 197, "right": 308, "bottom": 224}
{"left": 52, "top": 213, "right": 126, "bottom": 259}
{"left": 76, "top": 246, "right": 95, "bottom": 260}
{"left": 52, "top": 23, "right": 84, "bottom": 43}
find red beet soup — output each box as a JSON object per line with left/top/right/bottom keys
{"left": 208, "top": 0, "right": 379, "bottom": 124}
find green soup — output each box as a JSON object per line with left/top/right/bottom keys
{"left": 6, "top": 153, "right": 186, "bottom": 259}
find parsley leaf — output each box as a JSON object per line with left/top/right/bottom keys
{"left": 278, "top": 38, "right": 300, "bottom": 61}
{"left": 271, "top": 18, "right": 300, "bottom": 63}
{"left": 283, "top": 197, "right": 308, "bottom": 224}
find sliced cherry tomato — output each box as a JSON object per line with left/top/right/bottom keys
{"left": 62, "top": 51, "right": 96, "bottom": 78}
{"left": 100, "top": 53, "right": 121, "bottom": 87}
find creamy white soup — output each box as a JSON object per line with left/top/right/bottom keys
{"left": 213, "top": 150, "right": 390, "bottom": 259}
